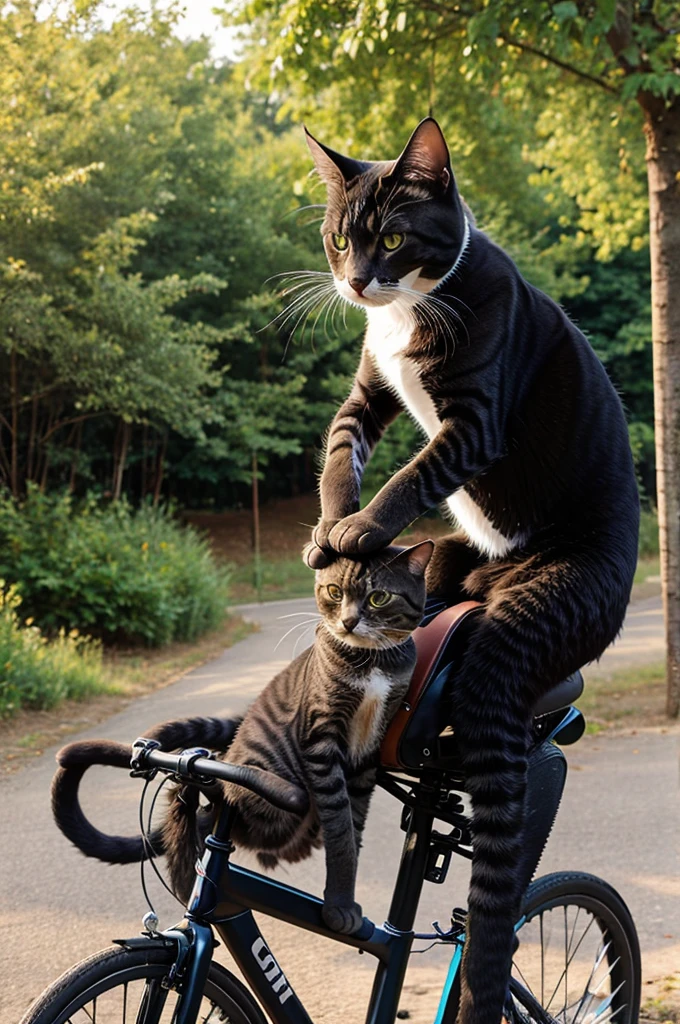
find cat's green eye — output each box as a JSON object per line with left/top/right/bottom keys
{"left": 368, "top": 590, "right": 391, "bottom": 608}
{"left": 327, "top": 583, "right": 343, "bottom": 602}
{"left": 332, "top": 233, "right": 348, "bottom": 252}
{"left": 382, "top": 233, "right": 404, "bottom": 252}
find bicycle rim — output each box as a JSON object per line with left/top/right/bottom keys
{"left": 20, "top": 945, "right": 266, "bottom": 1024}
{"left": 510, "top": 873, "right": 641, "bottom": 1024}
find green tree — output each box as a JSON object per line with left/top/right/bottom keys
{"left": 229, "top": 0, "right": 680, "bottom": 716}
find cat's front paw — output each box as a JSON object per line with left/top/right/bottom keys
{"left": 328, "top": 514, "right": 393, "bottom": 555}
{"left": 303, "top": 519, "right": 341, "bottom": 568}
{"left": 322, "top": 899, "right": 364, "bottom": 935}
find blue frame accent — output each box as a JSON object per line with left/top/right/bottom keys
{"left": 546, "top": 704, "right": 583, "bottom": 743}
{"left": 434, "top": 945, "right": 463, "bottom": 1024}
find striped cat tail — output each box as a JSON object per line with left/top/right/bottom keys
{"left": 145, "top": 715, "right": 243, "bottom": 753}
{"left": 52, "top": 739, "right": 162, "bottom": 864}
{"left": 51, "top": 716, "right": 242, "bottom": 865}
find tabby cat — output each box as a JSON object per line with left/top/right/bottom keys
{"left": 302, "top": 118, "right": 639, "bottom": 1023}
{"left": 52, "top": 541, "right": 433, "bottom": 935}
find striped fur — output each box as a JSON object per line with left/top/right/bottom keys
{"left": 304, "top": 118, "right": 640, "bottom": 1020}
{"left": 166, "top": 543, "right": 431, "bottom": 934}
{"left": 52, "top": 544, "right": 432, "bottom": 936}
{"left": 51, "top": 717, "right": 242, "bottom": 863}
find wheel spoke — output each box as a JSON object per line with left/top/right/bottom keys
{"left": 540, "top": 912, "right": 545, "bottom": 1009}
{"left": 201, "top": 1003, "right": 219, "bottom": 1024}
{"left": 572, "top": 943, "right": 612, "bottom": 1024}
{"left": 546, "top": 914, "right": 596, "bottom": 1011}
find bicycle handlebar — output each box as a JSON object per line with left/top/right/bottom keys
{"left": 131, "top": 738, "right": 309, "bottom": 817}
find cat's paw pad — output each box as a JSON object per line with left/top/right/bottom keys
{"left": 322, "top": 900, "right": 364, "bottom": 935}
{"left": 313, "top": 518, "right": 340, "bottom": 549}
{"left": 328, "top": 515, "right": 392, "bottom": 555}
{"left": 303, "top": 540, "right": 330, "bottom": 569}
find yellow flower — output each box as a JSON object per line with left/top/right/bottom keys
{"left": 141, "top": 541, "right": 149, "bottom": 552}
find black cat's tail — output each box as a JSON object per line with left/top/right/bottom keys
{"left": 51, "top": 716, "right": 241, "bottom": 865}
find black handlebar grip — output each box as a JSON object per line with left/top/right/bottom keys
{"left": 134, "top": 742, "right": 309, "bottom": 817}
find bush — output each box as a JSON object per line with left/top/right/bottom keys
{"left": 0, "top": 490, "right": 231, "bottom": 646}
{"left": 0, "top": 583, "right": 104, "bottom": 717}
{"left": 639, "top": 506, "right": 660, "bottom": 559}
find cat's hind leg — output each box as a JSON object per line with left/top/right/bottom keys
{"left": 425, "top": 530, "right": 486, "bottom": 605}
{"left": 450, "top": 531, "right": 635, "bottom": 1024}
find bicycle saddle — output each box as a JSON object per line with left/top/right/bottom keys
{"left": 380, "top": 601, "right": 584, "bottom": 772}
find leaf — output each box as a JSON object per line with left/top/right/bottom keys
{"left": 552, "top": 1, "right": 579, "bottom": 23}
{"left": 395, "top": 10, "right": 406, "bottom": 32}
{"left": 596, "top": 0, "right": 617, "bottom": 28}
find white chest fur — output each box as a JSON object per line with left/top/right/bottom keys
{"left": 364, "top": 305, "right": 519, "bottom": 558}
{"left": 347, "top": 669, "right": 393, "bottom": 766}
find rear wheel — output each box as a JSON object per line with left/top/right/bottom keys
{"left": 20, "top": 943, "right": 267, "bottom": 1024}
{"left": 442, "top": 871, "right": 641, "bottom": 1024}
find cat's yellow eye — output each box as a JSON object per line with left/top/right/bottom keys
{"left": 327, "top": 583, "right": 343, "bottom": 602}
{"left": 368, "top": 590, "right": 391, "bottom": 608}
{"left": 382, "top": 233, "right": 404, "bottom": 252}
{"left": 332, "top": 233, "right": 348, "bottom": 252}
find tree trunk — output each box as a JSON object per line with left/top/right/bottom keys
{"left": 112, "top": 421, "right": 131, "bottom": 501}
{"left": 9, "top": 347, "right": 18, "bottom": 498}
{"left": 252, "top": 450, "right": 263, "bottom": 598}
{"left": 27, "top": 395, "right": 38, "bottom": 484}
{"left": 152, "top": 431, "right": 168, "bottom": 507}
{"left": 69, "top": 420, "right": 83, "bottom": 494}
{"left": 643, "top": 97, "right": 680, "bottom": 718}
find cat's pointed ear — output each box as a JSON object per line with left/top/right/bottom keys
{"left": 394, "top": 539, "right": 435, "bottom": 578}
{"left": 304, "top": 127, "right": 366, "bottom": 188}
{"left": 389, "top": 118, "right": 452, "bottom": 189}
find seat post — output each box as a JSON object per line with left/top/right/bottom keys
{"left": 386, "top": 774, "right": 439, "bottom": 932}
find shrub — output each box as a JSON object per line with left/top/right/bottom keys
{"left": 0, "top": 583, "right": 104, "bottom": 717}
{"left": 0, "top": 490, "right": 231, "bottom": 646}
{"left": 638, "top": 507, "right": 660, "bottom": 559}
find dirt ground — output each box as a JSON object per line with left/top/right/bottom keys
{"left": 0, "top": 616, "right": 254, "bottom": 778}
{"left": 185, "top": 494, "right": 450, "bottom": 566}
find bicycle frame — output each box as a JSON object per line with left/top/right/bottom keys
{"left": 160, "top": 773, "right": 450, "bottom": 1024}
{"left": 124, "top": 727, "right": 574, "bottom": 1024}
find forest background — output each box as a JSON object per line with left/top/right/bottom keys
{"left": 0, "top": 0, "right": 669, "bottom": 720}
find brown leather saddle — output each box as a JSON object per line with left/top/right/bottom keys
{"left": 380, "top": 601, "right": 584, "bottom": 772}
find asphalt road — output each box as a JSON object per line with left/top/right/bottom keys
{"left": 1, "top": 596, "right": 677, "bottom": 1023}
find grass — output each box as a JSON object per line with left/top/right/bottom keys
{"left": 579, "top": 660, "right": 668, "bottom": 730}
{"left": 635, "top": 555, "right": 660, "bottom": 585}
{"left": 0, "top": 613, "right": 255, "bottom": 776}
{"left": 642, "top": 974, "right": 680, "bottom": 1024}
{"left": 229, "top": 556, "right": 316, "bottom": 604}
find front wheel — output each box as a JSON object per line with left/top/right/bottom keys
{"left": 20, "top": 942, "right": 268, "bottom": 1024}
{"left": 443, "top": 871, "right": 641, "bottom": 1024}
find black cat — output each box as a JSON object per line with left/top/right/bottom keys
{"left": 303, "top": 117, "right": 640, "bottom": 1024}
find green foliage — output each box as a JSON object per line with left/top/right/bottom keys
{"left": 0, "top": 583, "right": 105, "bottom": 717}
{"left": 638, "top": 508, "right": 660, "bottom": 559}
{"left": 0, "top": 0, "right": 671, "bottom": 518}
{"left": 0, "top": 489, "right": 231, "bottom": 646}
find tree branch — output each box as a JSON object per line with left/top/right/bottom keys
{"left": 40, "top": 411, "right": 103, "bottom": 443}
{"left": 499, "top": 34, "right": 619, "bottom": 93}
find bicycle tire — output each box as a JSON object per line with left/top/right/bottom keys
{"left": 441, "top": 871, "right": 641, "bottom": 1024}
{"left": 19, "top": 942, "right": 268, "bottom": 1024}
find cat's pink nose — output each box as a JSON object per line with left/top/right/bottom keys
{"left": 342, "top": 615, "right": 360, "bottom": 633}
{"left": 349, "top": 277, "right": 367, "bottom": 296}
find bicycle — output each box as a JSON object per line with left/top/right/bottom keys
{"left": 21, "top": 603, "right": 641, "bottom": 1024}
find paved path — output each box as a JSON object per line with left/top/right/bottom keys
{"left": 1, "top": 597, "right": 677, "bottom": 1022}
{"left": 586, "top": 595, "right": 665, "bottom": 673}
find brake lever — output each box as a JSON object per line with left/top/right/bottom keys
{"left": 130, "top": 737, "right": 162, "bottom": 777}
